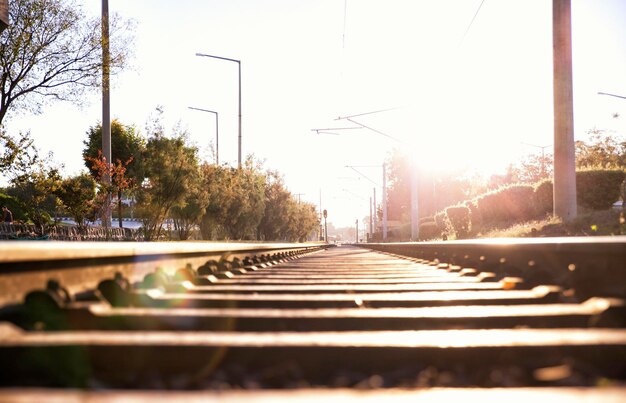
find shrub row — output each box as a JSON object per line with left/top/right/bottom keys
{"left": 428, "top": 169, "right": 625, "bottom": 239}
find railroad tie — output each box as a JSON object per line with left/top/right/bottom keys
{"left": 0, "top": 241, "right": 625, "bottom": 401}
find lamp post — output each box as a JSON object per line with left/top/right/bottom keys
{"left": 189, "top": 106, "right": 219, "bottom": 165}
{"left": 196, "top": 52, "right": 242, "bottom": 168}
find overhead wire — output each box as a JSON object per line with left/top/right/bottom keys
{"left": 459, "top": 0, "right": 486, "bottom": 47}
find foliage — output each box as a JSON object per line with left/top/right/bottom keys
{"left": 533, "top": 179, "right": 553, "bottom": 216}
{"left": 0, "top": 129, "right": 37, "bottom": 174}
{"left": 0, "top": 192, "right": 27, "bottom": 221}
{"left": 475, "top": 184, "right": 535, "bottom": 228}
{"left": 54, "top": 173, "right": 97, "bottom": 228}
{"left": 257, "top": 171, "right": 294, "bottom": 241}
{"left": 170, "top": 168, "right": 208, "bottom": 240}
{"left": 383, "top": 150, "right": 481, "bottom": 234}
{"left": 515, "top": 152, "right": 553, "bottom": 183}
{"left": 464, "top": 199, "right": 481, "bottom": 236}
{"left": 85, "top": 150, "right": 136, "bottom": 228}
{"left": 200, "top": 157, "right": 266, "bottom": 240}
{"left": 135, "top": 126, "right": 199, "bottom": 241}
{"left": 433, "top": 211, "right": 449, "bottom": 236}
{"left": 418, "top": 220, "right": 440, "bottom": 240}
{"left": 576, "top": 169, "right": 625, "bottom": 210}
{"left": 285, "top": 201, "right": 319, "bottom": 242}
{"left": 7, "top": 159, "right": 61, "bottom": 229}
{"left": 83, "top": 120, "right": 144, "bottom": 227}
{"left": 0, "top": 0, "right": 134, "bottom": 125}
{"left": 445, "top": 205, "right": 470, "bottom": 239}
{"left": 82, "top": 120, "right": 144, "bottom": 181}
{"left": 256, "top": 170, "right": 318, "bottom": 241}
{"left": 576, "top": 129, "right": 626, "bottom": 169}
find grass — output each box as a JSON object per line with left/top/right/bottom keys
{"left": 478, "top": 208, "right": 625, "bottom": 238}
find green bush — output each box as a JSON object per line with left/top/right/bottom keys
{"left": 533, "top": 179, "right": 553, "bottom": 216}
{"left": 576, "top": 169, "right": 625, "bottom": 210}
{"left": 0, "top": 193, "right": 27, "bottom": 222}
{"left": 475, "top": 184, "right": 535, "bottom": 228}
{"left": 418, "top": 221, "right": 440, "bottom": 240}
{"left": 445, "top": 205, "right": 470, "bottom": 239}
{"left": 433, "top": 211, "right": 449, "bottom": 235}
{"left": 464, "top": 199, "right": 481, "bottom": 234}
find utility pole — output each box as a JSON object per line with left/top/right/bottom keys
{"left": 101, "top": 0, "right": 112, "bottom": 229}
{"left": 410, "top": 162, "right": 419, "bottom": 241}
{"left": 552, "top": 0, "right": 577, "bottom": 221}
{"left": 323, "top": 209, "right": 328, "bottom": 243}
{"left": 373, "top": 187, "right": 377, "bottom": 236}
{"left": 369, "top": 196, "right": 373, "bottom": 242}
{"left": 319, "top": 189, "right": 323, "bottom": 241}
{"left": 355, "top": 219, "right": 359, "bottom": 243}
{"left": 382, "top": 163, "right": 388, "bottom": 241}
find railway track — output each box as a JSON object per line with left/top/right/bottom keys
{"left": 0, "top": 237, "right": 625, "bottom": 401}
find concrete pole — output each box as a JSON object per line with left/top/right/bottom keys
{"left": 382, "top": 163, "right": 388, "bottom": 241}
{"left": 410, "top": 162, "right": 419, "bottom": 241}
{"left": 552, "top": 0, "right": 577, "bottom": 221}
{"left": 369, "top": 196, "right": 373, "bottom": 241}
{"left": 101, "top": 0, "right": 112, "bottom": 229}
{"left": 355, "top": 219, "right": 359, "bottom": 243}
{"left": 237, "top": 61, "right": 242, "bottom": 168}
{"left": 373, "top": 187, "right": 377, "bottom": 234}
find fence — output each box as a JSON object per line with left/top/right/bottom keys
{"left": 0, "top": 223, "right": 143, "bottom": 241}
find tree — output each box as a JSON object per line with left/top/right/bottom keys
{"left": 171, "top": 168, "right": 208, "bottom": 240}
{"left": 257, "top": 170, "right": 292, "bottom": 240}
{"left": 7, "top": 158, "right": 61, "bottom": 232}
{"left": 204, "top": 158, "right": 265, "bottom": 240}
{"left": 55, "top": 173, "right": 97, "bottom": 229}
{"left": 83, "top": 120, "right": 144, "bottom": 227}
{"left": 576, "top": 129, "right": 626, "bottom": 169}
{"left": 85, "top": 150, "right": 135, "bottom": 228}
{"left": 0, "top": 0, "right": 133, "bottom": 126}
{"left": 0, "top": 129, "right": 37, "bottom": 174}
{"left": 135, "top": 128, "right": 199, "bottom": 241}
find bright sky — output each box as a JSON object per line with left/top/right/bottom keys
{"left": 4, "top": 0, "right": 626, "bottom": 228}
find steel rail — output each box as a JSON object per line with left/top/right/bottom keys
{"left": 0, "top": 241, "right": 327, "bottom": 307}
{"left": 363, "top": 236, "right": 626, "bottom": 299}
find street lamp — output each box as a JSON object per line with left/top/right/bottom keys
{"left": 196, "top": 52, "right": 242, "bottom": 168}
{"left": 189, "top": 106, "right": 219, "bottom": 165}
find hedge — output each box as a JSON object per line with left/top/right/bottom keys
{"left": 445, "top": 205, "right": 470, "bottom": 239}
{"left": 576, "top": 169, "right": 625, "bottom": 210}
{"left": 475, "top": 184, "right": 535, "bottom": 228}
{"left": 0, "top": 193, "right": 27, "bottom": 222}
{"left": 533, "top": 179, "right": 553, "bottom": 216}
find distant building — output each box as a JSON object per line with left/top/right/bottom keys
{"left": 0, "top": 0, "right": 7, "bottom": 32}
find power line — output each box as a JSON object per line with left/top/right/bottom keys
{"left": 342, "top": 0, "right": 348, "bottom": 50}
{"left": 459, "top": 0, "right": 486, "bottom": 47}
